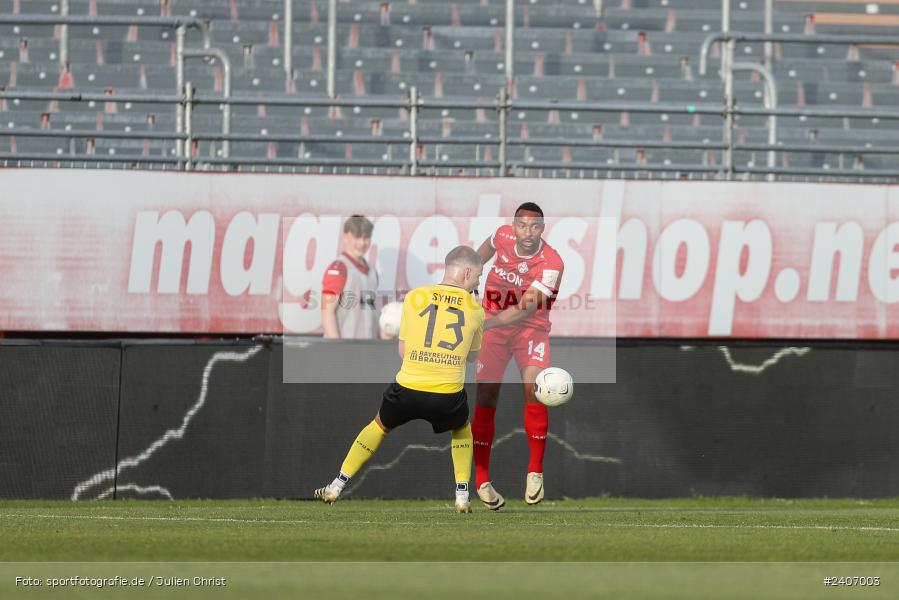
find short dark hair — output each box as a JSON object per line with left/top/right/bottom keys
{"left": 343, "top": 215, "right": 374, "bottom": 238}
{"left": 515, "top": 202, "right": 544, "bottom": 218}
{"left": 445, "top": 245, "right": 483, "bottom": 268}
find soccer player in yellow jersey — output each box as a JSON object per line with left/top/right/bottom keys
{"left": 314, "top": 246, "right": 486, "bottom": 513}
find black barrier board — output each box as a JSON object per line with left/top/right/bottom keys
{"left": 267, "top": 341, "right": 899, "bottom": 499}
{"left": 2, "top": 339, "right": 899, "bottom": 499}
{"left": 0, "top": 346, "right": 120, "bottom": 499}
{"left": 112, "top": 344, "right": 269, "bottom": 500}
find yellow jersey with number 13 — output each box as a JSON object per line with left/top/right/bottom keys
{"left": 395, "top": 284, "right": 485, "bottom": 394}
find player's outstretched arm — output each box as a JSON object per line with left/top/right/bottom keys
{"left": 477, "top": 238, "right": 496, "bottom": 263}
{"left": 484, "top": 287, "right": 545, "bottom": 330}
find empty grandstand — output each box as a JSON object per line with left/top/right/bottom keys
{"left": 1, "top": 0, "right": 898, "bottom": 180}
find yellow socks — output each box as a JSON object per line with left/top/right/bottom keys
{"left": 339, "top": 420, "right": 388, "bottom": 479}
{"left": 451, "top": 423, "right": 473, "bottom": 495}
{"left": 329, "top": 420, "right": 471, "bottom": 505}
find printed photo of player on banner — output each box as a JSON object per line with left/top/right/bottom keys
{"left": 281, "top": 212, "right": 618, "bottom": 388}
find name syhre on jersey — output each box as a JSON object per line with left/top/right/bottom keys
{"left": 430, "top": 291, "right": 464, "bottom": 307}
{"left": 483, "top": 225, "right": 564, "bottom": 329}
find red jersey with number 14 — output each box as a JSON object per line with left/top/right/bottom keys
{"left": 482, "top": 225, "right": 564, "bottom": 332}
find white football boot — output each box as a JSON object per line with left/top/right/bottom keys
{"left": 454, "top": 500, "right": 472, "bottom": 514}
{"left": 313, "top": 485, "right": 341, "bottom": 505}
{"left": 476, "top": 482, "right": 506, "bottom": 510}
{"left": 525, "top": 472, "right": 544, "bottom": 505}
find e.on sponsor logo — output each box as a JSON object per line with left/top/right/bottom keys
{"left": 126, "top": 198, "right": 899, "bottom": 336}
{"left": 492, "top": 265, "right": 523, "bottom": 287}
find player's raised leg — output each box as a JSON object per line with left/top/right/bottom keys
{"left": 314, "top": 414, "right": 390, "bottom": 504}
{"left": 450, "top": 422, "right": 474, "bottom": 513}
{"left": 522, "top": 365, "right": 548, "bottom": 505}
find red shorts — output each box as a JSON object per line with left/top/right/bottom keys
{"left": 475, "top": 326, "right": 551, "bottom": 382}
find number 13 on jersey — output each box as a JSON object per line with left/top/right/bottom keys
{"left": 418, "top": 303, "right": 465, "bottom": 351}
{"left": 396, "top": 285, "right": 486, "bottom": 394}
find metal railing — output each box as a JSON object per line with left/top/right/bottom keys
{"left": 2, "top": 8, "right": 899, "bottom": 181}
{"left": 701, "top": 31, "right": 899, "bottom": 179}
{"left": 182, "top": 48, "right": 231, "bottom": 159}
{"left": 0, "top": 14, "right": 209, "bottom": 55}
{"left": 284, "top": 0, "right": 294, "bottom": 90}
{"left": 327, "top": 0, "right": 337, "bottom": 99}
{"left": 5, "top": 83, "right": 899, "bottom": 180}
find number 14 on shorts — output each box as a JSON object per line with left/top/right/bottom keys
{"left": 528, "top": 340, "right": 546, "bottom": 360}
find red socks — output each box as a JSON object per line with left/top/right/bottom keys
{"left": 524, "top": 403, "right": 549, "bottom": 474}
{"left": 472, "top": 405, "right": 496, "bottom": 488}
{"left": 473, "top": 403, "right": 549, "bottom": 487}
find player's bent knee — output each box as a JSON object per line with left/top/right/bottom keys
{"left": 374, "top": 413, "right": 392, "bottom": 434}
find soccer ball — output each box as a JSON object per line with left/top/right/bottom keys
{"left": 534, "top": 367, "right": 574, "bottom": 407}
{"left": 379, "top": 301, "right": 404, "bottom": 338}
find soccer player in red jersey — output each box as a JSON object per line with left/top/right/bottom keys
{"left": 473, "top": 202, "right": 564, "bottom": 509}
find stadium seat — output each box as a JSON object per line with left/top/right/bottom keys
{"left": 1, "top": 0, "right": 896, "bottom": 176}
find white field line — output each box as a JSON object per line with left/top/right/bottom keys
{"left": 604, "top": 523, "right": 899, "bottom": 533}
{"left": 0, "top": 513, "right": 306, "bottom": 524}
{"left": 1, "top": 513, "right": 897, "bottom": 533}
{"left": 0, "top": 513, "right": 423, "bottom": 526}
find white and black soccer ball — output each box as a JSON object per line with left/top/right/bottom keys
{"left": 378, "top": 301, "right": 404, "bottom": 338}
{"left": 534, "top": 367, "right": 574, "bottom": 407}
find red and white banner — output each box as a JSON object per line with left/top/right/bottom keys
{"left": 2, "top": 169, "right": 899, "bottom": 338}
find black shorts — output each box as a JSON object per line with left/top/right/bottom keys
{"left": 378, "top": 382, "right": 469, "bottom": 434}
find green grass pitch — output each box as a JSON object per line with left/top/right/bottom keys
{"left": 2, "top": 497, "right": 898, "bottom": 599}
